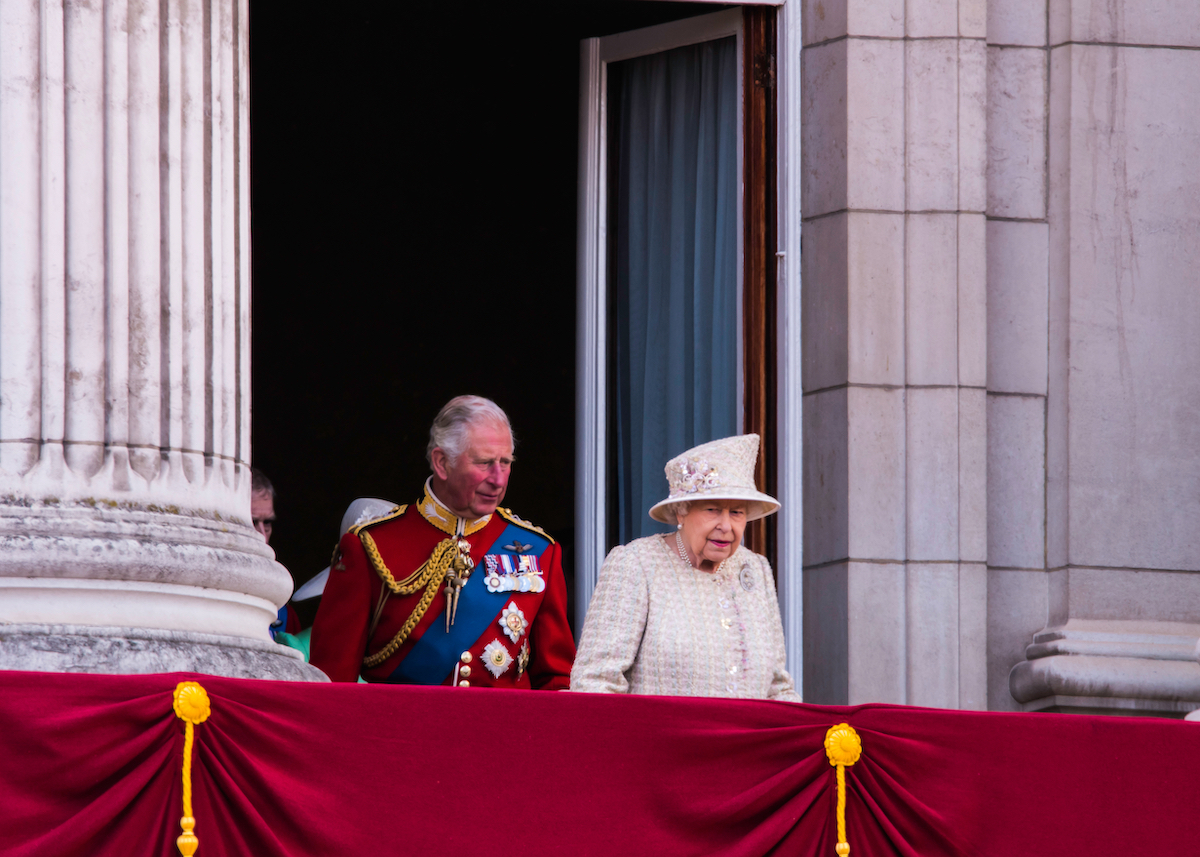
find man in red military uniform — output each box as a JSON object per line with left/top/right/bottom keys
{"left": 310, "top": 396, "right": 575, "bottom": 688}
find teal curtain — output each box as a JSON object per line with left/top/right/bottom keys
{"left": 610, "top": 36, "right": 739, "bottom": 546}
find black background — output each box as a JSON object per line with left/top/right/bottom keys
{"left": 249, "top": 1, "right": 729, "bottom": 628}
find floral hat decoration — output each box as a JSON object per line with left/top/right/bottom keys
{"left": 648, "top": 434, "right": 781, "bottom": 524}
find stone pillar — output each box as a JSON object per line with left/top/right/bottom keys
{"left": 0, "top": 0, "right": 319, "bottom": 680}
{"left": 982, "top": 0, "right": 1053, "bottom": 712}
{"left": 800, "top": 0, "right": 988, "bottom": 708}
{"left": 1002, "top": 0, "right": 1200, "bottom": 716}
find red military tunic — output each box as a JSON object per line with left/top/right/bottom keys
{"left": 310, "top": 481, "right": 575, "bottom": 689}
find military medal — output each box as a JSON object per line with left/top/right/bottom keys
{"left": 443, "top": 538, "right": 475, "bottom": 631}
{"left": 516, "top": 640, "right": 530, "bottom": 680}
{"left": 499, "top": 601, "right": 528, "bottom": 643}
{"left": 482, "top": 639, "right": 513, "bottom": 678}
{"left": 483, "top": 554, "right": 544, "bottom": 594}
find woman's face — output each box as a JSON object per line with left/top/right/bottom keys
{"left": 677, "top": 500, "right": 748, "bottom": 569}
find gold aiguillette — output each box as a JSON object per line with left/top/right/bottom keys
{"left": 444, "top": 539, "right": 475, "bottom": 631}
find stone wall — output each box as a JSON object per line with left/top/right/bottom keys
{"left": 799, "top": 0, "right": 1200, "bottom": 715}
{"left": 991, "top": 0, "right": 1200, "bottom": 714}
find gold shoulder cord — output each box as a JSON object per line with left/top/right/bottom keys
{"left": 347, "top": 504, "right": 407, "bottom": 537}
{"left": 332, "top": 503, "right": 408, "bottom": 572}
{"left": 496, "top": 507, "right": 556, "bottom": 544}
{"left": 361, "top": 535, "right": 460, "bottom": 668}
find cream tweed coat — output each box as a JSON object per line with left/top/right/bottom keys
{"left": 571, "top": 535, "right": 801, "bottom": 701}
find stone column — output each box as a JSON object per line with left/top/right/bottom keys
{"left": 981, "top": 0, "right": 1053, "bottom": 712}
{"left": 1002, "top": 0, "right": 1200, "bottom": 716}
{"left": 0, "top": 0, "right": 319, "bottom": 680}
{"left": 799, "top": 0, "right": 988, "bottom": 708}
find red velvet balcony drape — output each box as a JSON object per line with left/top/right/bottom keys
{"left": 0, "top": 671, "right": 1195, "bottom": 857}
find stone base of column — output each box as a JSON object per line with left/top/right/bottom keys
{"left": 0, "top": 624, "right": 327, "bottom": 682}
{"left": 1009, "top": 620, "right": 1200, "bottom": 718}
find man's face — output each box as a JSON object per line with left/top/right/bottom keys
{"left": 251, "top": 490, "right": 276, "bottom": 544}
{"left": 431, "top": 421, "right": 513, "bottom": 519}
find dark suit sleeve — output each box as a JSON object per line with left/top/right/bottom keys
{"left": 527, "top": 540, "right": 576, "bottom": 690}
{"left": 309, "top": 531, "right": 372, "bottom": 682}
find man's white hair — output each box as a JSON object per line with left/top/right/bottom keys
{"left": 426, "top": 395, "right": 514, "bottom": 467}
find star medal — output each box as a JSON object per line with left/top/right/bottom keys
{"left": 499, "top": 601, "right": 528, "bottom": 643}
{"left": 482, "top": 639, "right": 513, "bottom": 678}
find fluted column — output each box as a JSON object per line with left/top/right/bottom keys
{"left": 0, "top": 0, "right": 319, "bottom": 680}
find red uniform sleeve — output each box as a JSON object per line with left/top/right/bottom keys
{"left": 309, "top": 531, "right": 373, "bottom": 682}
{"left": 284, "top": 604, "right": 302, "bottom": 635}
{"left": 527, "top": 541, "right": 577, "bottom": 690}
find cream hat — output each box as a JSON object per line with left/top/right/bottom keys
{"left": 648, "top": 434, "right": 780, "bottom": 524}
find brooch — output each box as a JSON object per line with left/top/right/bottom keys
{"left": 739, "top": 564, "right": 754, "bottom": 592}
{"left": 482, "top": 639, "right": 512, "bottom": 678}
{"left": 669, "top": 457, "right": 722, "bottom": 496}
{"left": 499, "top": 601, "right": 528, "bottom": 643}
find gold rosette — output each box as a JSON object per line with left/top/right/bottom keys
{"left": 173, "top": 681, "right": 212, "bottom": 857}
{"left": 824, "top": 723, "right": 862, "bottom": 857}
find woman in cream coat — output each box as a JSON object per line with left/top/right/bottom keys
{"left": 571, "top": 434, "right": 800, "bottom": 701}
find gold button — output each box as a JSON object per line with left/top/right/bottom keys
{"left": 458, "top": 680, "right": 470, "bottom": 688}
{"left": 458, "top": 665, "right": 471, "bottom": 678}
{"left": 460, "top": 651, "right": 473, "bottom": 663}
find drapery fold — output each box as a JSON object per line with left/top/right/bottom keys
{"left": 611, "top": 36, "right": 739, "bottom": 544}
{"left": 0, "top": 671, "right": 1197, "bottom": 856}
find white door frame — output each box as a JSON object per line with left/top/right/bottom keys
{"left": 575, "top": 0, "right": 802, "bottom": 680}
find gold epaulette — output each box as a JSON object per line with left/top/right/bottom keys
{"left": 496, "top": 507, "right": 556, "bottom": 544}
{"left": 347, "top": 504, "right": 407, "bottom": 536}
{"left": 330, "top": 505, "right": 407, "bottom": 573}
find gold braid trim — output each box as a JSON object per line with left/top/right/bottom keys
{"left": 347, "top": 504, "right": 407, "bottom": 537}
{"left": 361, "top": 537, "right": 459, "bottom": 669}
{"left": 330, "top": 503, "right": 408, "bottom": 578}
{"left": 496, "top": 506, "right": 556, "bottom": 544}
{"left": 360, "top": 528, "right": 445, "bottom": 595}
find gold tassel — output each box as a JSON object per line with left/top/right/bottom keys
{"left": 173, "top": 682, "right": 212, "bottom": 857}
{"left": 824, "top": 723, "right": 862, "bottom": 857}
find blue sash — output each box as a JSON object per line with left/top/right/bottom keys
{"left": 387, "top": 523, "right": 550, "bottom": 684}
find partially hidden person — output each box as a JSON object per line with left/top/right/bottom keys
{"left": 254, "top": 468, "right": 302, "bottom": 640}
{"left": 571, "top": 433, "right": 800, "bottom": 701}
{"left": 310, "top": 395, "right": 576, "bottom": 688}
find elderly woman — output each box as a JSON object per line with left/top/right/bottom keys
{"left": 571, "top": 434, "right": 800, "bottom": 701}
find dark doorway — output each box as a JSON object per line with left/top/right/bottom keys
{"left": 249, "top": 1, "right": 731, "bottom": 632}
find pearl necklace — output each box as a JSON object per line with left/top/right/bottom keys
{"left": 676, "top": 530, "right": 725, "bottom": 576}
{"left": 675, "top": 530, "right": 691, "bottom": 566}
